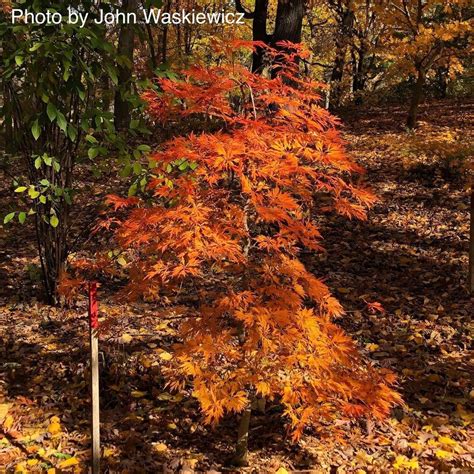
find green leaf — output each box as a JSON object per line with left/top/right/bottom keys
{"left": 28, "top": 188, "right": 40, "bottom": 199}
{"left": 14, "top": 186, "right": 27, "bottom": 193}
{"left": 128, "top": 183, "right": 138, "bottom": 197}
{"left": 137, "top": 144, "right": 151, "bottom": 152}
{"left": 120, "top": 164, "right": 132, "bottom": 177}
{"left": 67, "top": 124, "right": 78, "bottom": 141}
{"left": 133, "top": 162, "right": 142, "bottom": 175}
{"left": 50, "top": 215, "right": 59, "bottom": 228}
{"left": 43, "top": 155, "right": 52, "bottom": 166}
{"left": 47, "top": 103, "right": 57, "bottom": 122}
{"left": 4, "top": 212, "right": 15, "bottom": 224}
{"left": 15, "top": 55, "right": 24, "bottom": 66}
{"left": 63, "top": 62, "right": 71, "bottom": 82}
{"left": 106, "top": 65, "right": 118, "bottom": 85}
{"left": 31, "top": 120, "right": 41, "bottom": 141}
{"left": 64, "top": 191, "right": 72, "bottom": 205}
{"left": 34, "top": 156, "right": 42, "bottom": 169}
{"left": 85, "top": 134, "right": 98, "bottom": 144}
{"left": 39, "top": 195, "right": 47, "bottom": 204}
{"left": 29, "top": 42, "right": 42, "bottom": 52}
{"left": 18, "top": 212, "right": 26, "bottom": 224}
{"left": 56, "top": 112, "right": 67, "bottom": 132}
{"left": 88, "top": 147, "right": 99, "bottom": 159}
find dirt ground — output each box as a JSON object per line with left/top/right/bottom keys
{"left": 1, "top": 100, "right": 473, "bottom": 473}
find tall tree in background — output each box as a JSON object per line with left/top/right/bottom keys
{"left": 273, "top": 0, "right": 306, "bottom": 44}
{"left": 235, "top": 0, "right": 270, "bottom": 72}
{"left": 114, "top": 0, "right": 138, "bottom": 130}
{"left": 379, "top": 0, "right": 471, "bottom": 129}
{"left": 236, "top": 0, "right": 306, "bottom": 73}
{"left": 327, "top": 0, "right": 354, "bottom": 108}
{"left": 349, "top": 0, "right": 385, "bottom": 100}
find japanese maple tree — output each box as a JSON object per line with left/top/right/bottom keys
{"left": 102, "top": 41, "right": 401, "bottom": 462}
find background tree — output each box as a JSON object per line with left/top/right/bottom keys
{"left": 235, "top": 0, "right": 270, "bottom": 72}
{"left": 377, "top": 0, "right": 471, "bottom": 128}
{"left": 0, "top": 1, "right": 149, "bottom": 303}
{"left": 114, "top": 0, "right": 139, "bottom": 130}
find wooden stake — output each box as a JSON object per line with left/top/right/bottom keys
{"left": 88, "top": 282, "right": 100, "bottom": 474}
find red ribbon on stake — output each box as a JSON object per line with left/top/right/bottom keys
{"left": 88, "top": 281, "right": 99, "bottom": 329}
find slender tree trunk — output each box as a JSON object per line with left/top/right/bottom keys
{"left": 329, "top": 9, "right": 354, "bottom": 110}
{"left": 330, "top": 47, "right": 346, "bottom": 108}
{"left": 145, "top": 23, "right": 157, "bottom": 70}
{"left": 3, "top": 85, "right": 15, "bottom": 153}
{"left": 114, "top": 0, "right": 137, "bottom": 131}
{"left": 436, "top": 65, "right": 448, "bottom": 99}
{"left": 352, "top": 48, "right": 366, "bottom": 93}
{"left": 36, "top": 210, "right": 69, "bottom": 305}
{"left": 407, "top": 68, "right": 425, "bottom": 129}
{"left": 232, "top": 403, "right": 252, "bottom": 466}
{"left": 469, "top": 188, "right": 474, "bottom": 294}
{"left": 162, "top": 24, "right": 168, "bottom": 63}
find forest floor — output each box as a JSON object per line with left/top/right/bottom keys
{"left": 0, "top": 100, "right": 473, "bottom": 473}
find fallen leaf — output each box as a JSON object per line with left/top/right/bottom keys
{"left": 159, "top": 351, "right": 173, "bottom": 361}
{"left": 0, "top": 403, "right": 11, "bottom": 421}
{"left": 131, "top": 390, "right": 147, "bottom": 398}
{"left": 435, "top": 449, "right": 454, "bottom": 460}
{"left": 3, "top": 415, "right": 14, "bottom": 430}
{"left": 57, "top": 457, "right": 79, "bottom": 468}
{"left": 153, "top": 442, "right": 168, "bottom": 453}
{"left": 393, "top": 454, "right": 419, "bottom": 470}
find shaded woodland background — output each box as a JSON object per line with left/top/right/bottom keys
{"left": 0, "top": 0, "right": 473, "bottom": 472}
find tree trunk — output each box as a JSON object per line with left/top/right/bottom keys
{"left": 273, "top": 0, "right": 305, "bottom": 45}
{"left": 329, "top": 8, "right": 354, "bottom": 110}
{"left": 352, "top": 48, "right": 366, "bottom": 93}
{"left": 114, "top": 0, "right": 137, "bottom": 131}
{"left": 469, "top": 188, "right": 474, "bottom": 294}
{"left": 145, "top": 23, "right": 158, "bottom": 70}
{"left": 3, "top": 80, "right": 16, "bottom": 153}
{"left": 406, "top": 68, "right": 425, "bottom": 129}
{"left": 330, "top": 47, "right": 346, "bottom": 108}
{"left": 232, "top": 403, "right": 252, "bottom": 466}
{"left": 270, "top": 0, "right": 305, "bottom": 79}
{"left": 436, "top": 65, "right": 448, "bottom": 99}
{"left": 252, "top": 0, "right": 269, "bottom": 73}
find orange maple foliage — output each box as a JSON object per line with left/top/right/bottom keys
{"left": 103, "top": 42, "right": 401, "bottom": 439}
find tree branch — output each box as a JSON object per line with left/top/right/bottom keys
{"left": 235, "top": 0, "right": 255, "bottom": 19}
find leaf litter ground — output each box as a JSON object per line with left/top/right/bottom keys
{"left": 0, "top": 100, "right": 473, "bottom": 473}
